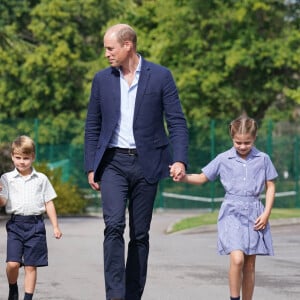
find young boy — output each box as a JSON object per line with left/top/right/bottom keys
{"left": 0, "top": 135, "right": 62, "bottom": 300}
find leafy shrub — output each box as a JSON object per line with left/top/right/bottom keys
{"left": 35, "top": 162, "right": 86, "bottom": 215}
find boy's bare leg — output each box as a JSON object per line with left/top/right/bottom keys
{"left": 7, "top": 262, "right": 20, "bottom": 300}
{"left": 24, "top": 266, "right": 37, "bottom": 294}
{"left": 6, "top": 261, "right": 20, "bottom": 284}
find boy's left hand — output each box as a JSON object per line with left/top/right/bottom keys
{"left": 53, "top": 227, "right": 63, "bottom": 239}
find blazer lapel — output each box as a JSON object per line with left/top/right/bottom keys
{"left": 134, "top": 59, "right": 150, "bottom": 121}
{"left": 110, "top": 67, "right": 121, "bottom": 113}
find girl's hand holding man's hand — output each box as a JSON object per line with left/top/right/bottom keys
{"left": 169, "top": 162, "right": 185, "bottom": 182}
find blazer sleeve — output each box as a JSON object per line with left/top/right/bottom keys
{"left": 84, "top": 73, "right": 102, "bottom": 173}
{"left": 162, "top": 68, "right": 189, "bottom": 166}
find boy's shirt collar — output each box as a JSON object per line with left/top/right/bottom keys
{"left": 11, "top": 167, "right": 38, "bottom": 178}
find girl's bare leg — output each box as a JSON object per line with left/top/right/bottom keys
{"left": 229, "top": 250, "right": 244, "bottom": 298}
{"left": 242, "top": 255, "right": 256, "bottom": 300}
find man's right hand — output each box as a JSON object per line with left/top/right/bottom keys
{"left": 88, "top": 172, "right": 100, "bottom": 191}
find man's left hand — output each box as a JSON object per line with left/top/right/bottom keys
{"left": 169, "top": 162, "right": 186, "bottom": 181}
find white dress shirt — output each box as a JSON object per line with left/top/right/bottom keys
{"left": 0, "top": 168, "right": 57, "bottom": 215}
{"left": 108, "top": 56, "right": 141, "bottom": 148}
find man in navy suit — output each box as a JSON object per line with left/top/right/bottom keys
{"left": 84, "top": 24, "right": 188, "bottom": 300}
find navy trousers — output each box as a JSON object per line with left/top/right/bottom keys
{"left": 100, "top": 150, "right": 158, "bottom": 300}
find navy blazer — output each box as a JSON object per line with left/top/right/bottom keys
{"left": 84, "top": 58, "right": 188, "bottom": 184}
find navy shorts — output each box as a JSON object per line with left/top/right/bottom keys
{"left": 6, "top": 215, "right": 48, "bottom": 267}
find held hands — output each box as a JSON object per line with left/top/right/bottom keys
{"left": 169, "top": 162, "right": 186, "bottom": 182}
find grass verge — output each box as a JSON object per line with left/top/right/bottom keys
{"left": 170, "top": 208, "right": 300, "bottom": 233}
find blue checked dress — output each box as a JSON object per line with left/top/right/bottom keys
{"left": 202, "top": 147, "right": 278, "bottom": 256}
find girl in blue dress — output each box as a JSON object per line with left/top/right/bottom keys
{"left": 170, "top": 115, "right": 278, "bottom": 300}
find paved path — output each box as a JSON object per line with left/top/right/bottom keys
{"left": 0, "top": 210, "right": 300, "bottom": 300}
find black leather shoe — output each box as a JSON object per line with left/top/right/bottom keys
{"left": 8, "top": 292, "right": 19, "bottom": 300}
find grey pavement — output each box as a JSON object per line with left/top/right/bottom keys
{"left": 1, "top": 210, "right": 300, "bottom": 300}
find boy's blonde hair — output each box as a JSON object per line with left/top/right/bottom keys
{"left": 229, "top": 115, "right": 258, "bottom": 138}
{"left": 11, "top": 135, "right": 36, "bottom": 156}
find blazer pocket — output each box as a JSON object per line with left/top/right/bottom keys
{"left": 153, "top": 137, "right": 169, "bottom": 148}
